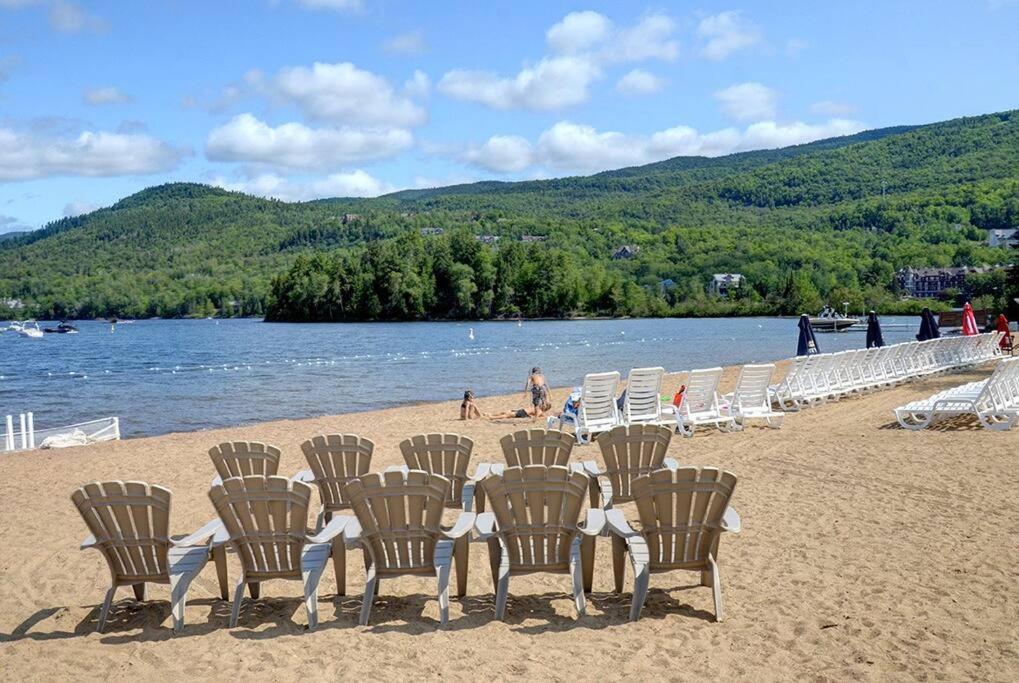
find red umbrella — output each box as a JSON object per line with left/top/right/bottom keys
{"left": 961, "top": 302, "right": 979, "bottom": 336}
{"left": 997, "top": 314, "right": 1012, "bottom": 351}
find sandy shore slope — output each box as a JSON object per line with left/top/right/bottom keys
{"left": 1, "top": 364, "right": 1016, "bottom": 681}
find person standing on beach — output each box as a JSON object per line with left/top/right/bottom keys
{"left": 524, "top": 366, "right": 549, "bottom": 422}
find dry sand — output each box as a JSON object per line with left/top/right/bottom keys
{"left": 1, "top": 363, "right": 1017, "bottom": 681}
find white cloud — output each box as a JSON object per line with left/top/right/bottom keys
{"left": 49, "top": 0, "right": 105, "bottom": 34}
{"left": 810, "top": 100, "right": 856, "bottom": 116}
{"left": 0, "top": 127, "right": 187, "bottom": 180}
{"left": 714, "top": 82, "right": 778, "bottom": 121}
{"left": 460, "top": 118, "right": 866, "bottom": 174}
{"left": 296, "top": 0, "right": 363, "bottom": 11}
{"left": 463, "top": 135, "right": 534, "bottom": 173}
{"left": 212, "top": 170, "right": 393, "bottom": 201}
{"left": 697, "top": 11, "right": 761, "bottom": 60}
{"left": 438, "top": 56, "right": 600, "bottom": 111}
{"left": 786, "top": 38, "right": 809, "bottom": 57}
{"left": 546, "top": 11, "right": 612, "bottom": 54}
{"left": 404, "top": 70, "right": 430, "bottom": 98}
{"left": 83, "top": 86, "right": 130, "bottom": 105}
{"left": 63, "top": 201, "right": 100, "bottom": 217}
{"left": 615, "top": 69, "right": 664, "bottom": 95}
{"left": 383, "top": 29, "right": 426, "bottom": 55}
{"left": 273, "top": 62, "right": 426, "bottom": 127}
{"left": 205, "top": 113, "right": 412, "bottom": 170}
{"left": 606, "top": 14, "right": 679, "bottom": 63}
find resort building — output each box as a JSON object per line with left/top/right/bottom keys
{"left": 895, "top": 266, "right": 989, "bottom": 298}
{"left": 708, "top": 273, "right": 744, "bottom": 298}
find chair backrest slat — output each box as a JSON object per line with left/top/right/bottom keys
{"left": 301, "top": 434, "right": 374, "bottom": 513}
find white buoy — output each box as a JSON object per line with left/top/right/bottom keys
{"left": 468, "top": 328, "right": 475, "bottom": 340}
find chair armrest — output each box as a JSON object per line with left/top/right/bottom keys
{"left": 474, "top": 512, "right": 498, "bottom": 540}
{"left": 443, "top": 511, "right": 477, "bottom": 539}
{"left": 342, "top": 518, "right": 363, "bottom": 547}
{"left": 210, "top": 474, "right": 223, "bottom": 488}
{"left": 308, "top": 515, "right": 351, "bottom": 544}
{"left": 605, "top": 509, "right": 639, "bottom": 538}
{"left": 470, "top": 462, "right": 493, "bottom": 481}
{"left": 578, "top": 508, "right": 605, "bottom": 536}
{"left": 663, "top": 457, "right": 679, "bottom": 469}
{"left": 721, "top": 506, "right": 742, "bottom": 534}
{"left": 461, "top": 480, "right": 476, "bottom": 512}
{"left": 580, "top": 460, "right": 600, "bottom": 476}
{"left": 81, "top": 534, "right": 97, "bottom": 550}
{"left": 384, "top": 465, "right": 410, "bottom": 474}
{"left": 171, "top": 518, "right": 225, "bottom": 547}
{"left": 291, "top": 469, "right": 315, "bottom": 484}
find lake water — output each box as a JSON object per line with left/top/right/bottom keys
{"left": 0, "top": 317, "right": 924, "bottom": 438}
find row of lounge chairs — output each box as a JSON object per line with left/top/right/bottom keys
{"left": 771, "top": 332, "right": 1005, "bottom": 411}
{"left": 553, "top": 363, "right": 784, "bottom": 443}
{"left": 894, "top": 356, "right": 1019, "bottom": 430}
{"left": 73, "top": 426, "right": 739, "bottom": 633}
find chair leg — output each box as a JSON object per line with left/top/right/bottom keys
{"left": 570, "top": 538, "right": 586, "bottom": 617}
{"left": 132, "top": 583, "right": 146, "bottom": 601}
{"left": 708, "top": 554, "right": 723, "bottom": 622}
{"left": 454, "top": 535, "right": 469, "bottom": 599}
{"left": 359, "top": 562, "right": 377, "bottom": 626}
{"left": 229, "top": 574, "right": 246, "bottom": 628}
{"left": 612, "top": 535, "right": 626, "bottom": 593}
{"left": 435, "top": 560, "right": 452, "bottom": 626}
{"left": 212, "top": 546, "right": 229, "bottom": 600}
{"left": 96, "top": 584, "right": 117, "bottom": 633}
{"left": 332, "top": 539, "right": 346, "bottom": 596}
{"left": 169, "top": 571, "right": 198, "bottom": 634}
{"left": 248, "top": 582, "right": 260, "bottom": 599}
{"left": 302, "top": 564, "right": 324, "bottom": 630}
{"left": 494, "top": 542, "right": 510, "bottom": 620}
{"left": 580, "top": 535, "right": 596, "bottom": 594}
{"left": 487, "top": 538, "right": 501, "bottom": 592}
{"left": 630, "top": 562, "right": 649, "bottom": 621}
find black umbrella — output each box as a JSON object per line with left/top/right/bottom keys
{"left": 865, "top": 310, "right": 885, "bottom": 348}
{"left": 916, "top": 307, "right": 941, "bottom": 341}
{"left": 797, "top": 314, "right": 820, "bottom": 356}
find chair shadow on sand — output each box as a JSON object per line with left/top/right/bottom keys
{"left": 879, "top": 414, "right": 989, "bottom": 431}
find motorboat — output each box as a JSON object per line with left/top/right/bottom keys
{"left": 43, "top": 321, "right": 79, "bottom": 334}
{"left": 809, "top": 306, "right": 859, "bottom": 332}
{"left": 9, "top": 320, "right": 44, "bottom": 338}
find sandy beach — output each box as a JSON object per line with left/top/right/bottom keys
{"left": 1, "top": 361, "right": 1016, "bottom": 681}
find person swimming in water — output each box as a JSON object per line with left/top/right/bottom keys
{"left": 524, "top": 366, "right": 549, "bottom": 422}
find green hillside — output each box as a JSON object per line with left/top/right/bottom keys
{"left": 0, "top": 110, "right": 1015, "bottom": 321}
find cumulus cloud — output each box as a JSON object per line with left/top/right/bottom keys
{"left": 205, "top": 113, "right": 412, "bottom": 170}
{"left": 460, "top": 118, "right": 866, "bottom": 174}
{"left": 810, "top": 100, "right": 856, "bottom": 116}
{"left": 615, "top": 69, "right": 664, "bottom": 95}
{"left": 438, "top": 56, "right": 600, "bottom": 110}
{"left": 63, "top": 201, "right": 100, "bottom": 217}
{"left": 697, "top": 11, "right": 761, "bottom": 60}
{"left": 296, "top": 0, "right": 363, "bottom": 11}
{"left": 606, "top": 14, "right": 679, "bottom": 63}
{"left": 545, "top": 11, "right": 612, "bottom": 54}
{"left": 49, "top": 0, "right": 105, "bottom": 33}
{"left": 462, "top": 135, "right": 534, "bottom": 173}
{"left": 404, "top": 70, "right": 430, "bottom": 98}
{"left": 212, "top": 170, "right": 393, "bottom": 201}
{"left": 383, "top": 29, "right": 426, "bottom": 55}
{"left": 83, "top": 86, "right": 131, "bottom": 105}
{"left": 273, "top": 62, "right": 426, "bottom": 127}
{"left": 0, "top": 126, "right": 187, "bottom": 180}
{"left": 714, "top": 82, "right": 778, "bottom": 121}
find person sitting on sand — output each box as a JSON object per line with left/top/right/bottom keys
{"left": 524, "top": 366, "right": 550, "bottom": 421}
{"left": 460, "top": 389, "right": 483, "bottom": 420}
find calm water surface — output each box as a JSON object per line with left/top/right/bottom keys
{"left": 0, "top": 317, "right": 922, "bottom": 438}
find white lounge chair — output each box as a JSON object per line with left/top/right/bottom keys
{"left": 724, "top": 364, "right": 784, "bottom": 429}
{"left": 72, "top": 480, "right": 224, "bottom": 633}
{"left": 894, "top": 357, "right": 1019, "bottom": 431}
{"left": 669, "top": 367, "right": 736, "bottom": 437}
{"left": 622, "top": 366, "right": 666, "bottom": 425}
{"left": 573, "top": 371, "right": 622, "bottom": 444}
{"left": 606, "top": 467, "right": 741, "bottom": 621}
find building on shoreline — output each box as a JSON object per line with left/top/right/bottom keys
{"left": 895, "top": 266, "right": 993, "bottom": 298}
{"left": 708, "top": 273, "right": 744, "bottom": 298}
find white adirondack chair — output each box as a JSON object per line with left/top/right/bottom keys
{"left": 671, "top": 367, "right": 736, "bottom": 436}
{"left": 208, "top": 476, "right": 350, "bottom": 629}
{"left": 606, "top": 466, "right": 741, "bottom": 621}
{"left": 725, "top": 364, "right": 785, "bottom": 429}
{"left": 72, "top": 480, "right": 224, "bottom": 633}
{"left": 475, "top": 465, "right": 604, "bottom": 619}
{"left": 622, "top": 366, "right": 666, "bottom": 425}
{"left": 341, "top": 470, "right": 475, "bottom": 626}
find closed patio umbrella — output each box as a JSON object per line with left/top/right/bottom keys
{"left": 797, "top": 314, "right": 820, "bottom": 356}
{"left": 961, "top": 302, "right": 979, "bottom": 336}
{"left": 865, "top": 310, "right": 885, "bottom": 348}
{"left": 916, "top": 307, "right": 940, "bottom": 341}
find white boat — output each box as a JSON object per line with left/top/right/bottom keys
{"left": 10, "top": 320, "right": 44, "bottom": 339}
{"left": 809, "top": 306, "right": 859, "bottom": 333}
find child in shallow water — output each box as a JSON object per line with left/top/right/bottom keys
{"left": 524, "top": 366, "right": 549, "bottom": 422}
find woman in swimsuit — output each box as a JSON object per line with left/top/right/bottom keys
{"left": 524, "top": 366, "right": 549, "bottom": 421}
{"left": 460, "top": 389, "right": 483, "bottom": 420}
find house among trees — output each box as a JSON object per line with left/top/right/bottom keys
{"left": 896, "top": 266, "right": 991, "bottom": 298}
{"left": 611, "top": 245, "right": 641, "bottom": 260}
{"left": 520, "top": 235, "right": 547, "bottom": 242}
{"left": 3, "top": 297, "right": 25, "bottom": 310}
{"left": 475, "top": 234, "right": 500, "bottom": 244}
{"left": 341, "top": 213, "right": 362, "bottom": 224}
{"left": 708, "top": 273, "right": 744, "bottom": 297}
{"left": 420, "top": 227, "right": 444, "bottom": 236}
{"left": 987, "top": 228, "right": 1017, "bottom": 248}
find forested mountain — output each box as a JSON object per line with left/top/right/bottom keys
{"left": 0, "top": 110, "right": 1016, "bottom": 321}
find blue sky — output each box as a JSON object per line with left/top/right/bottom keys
{"left": 1, "top": 0, "right": 1018, "bottom": 232}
